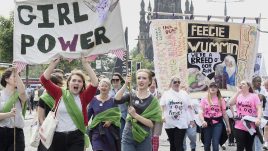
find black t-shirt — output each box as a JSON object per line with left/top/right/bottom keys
{"left": 38, "top": 98, "right": 51, "bottom": 117}
{"left": 115, "top": 92, "right": 153, "bottom": 115}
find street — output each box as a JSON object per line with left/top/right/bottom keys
{"left": 24, "top": 111, "right": 236, "bottom": 151}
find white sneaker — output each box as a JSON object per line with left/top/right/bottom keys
{"left": 263, "top": 143, "right": 268, "bottom": 150}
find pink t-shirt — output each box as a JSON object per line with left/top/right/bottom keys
{"left": 200, "top": 96, "right": 226, "bottom": 124}
{"left": 235, "top": 93, "right": 261, "bottom": 131}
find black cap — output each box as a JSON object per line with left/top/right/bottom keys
{"left": 209, "top": 82, "right": 218, "bottom": 88}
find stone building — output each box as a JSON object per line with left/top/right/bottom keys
{"left": 137, "top": 0, "right": 194, "bottom": 60}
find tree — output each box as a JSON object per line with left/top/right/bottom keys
{"left": 129, "top": 47, "right": 154, "bottom": 87}
{"left": 0, "top": 15, "right": 13, "bottom": 63}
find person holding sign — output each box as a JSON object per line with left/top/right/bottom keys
{"left": 229, "top": 80, "right": 262, "bottom": 151}
{"left": 0, "top": 67, "right": 27, "bottom": 151}
{"left": 40, "top": 56, "right": 98, "bottom": 151}
{"left": 160, "top": 77, "right": 194, "bottom": 151}
{"left": 114, "top": 69, "right": 162, "bottom": 151}
{"left": 199, "top": 82, "right": 231, "bottom": 151}
{"left": 87, "top": 78, "right": 121, "bottom": 151}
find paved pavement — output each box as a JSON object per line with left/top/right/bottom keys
{"left": 23, "top": 111, "right": 237, "bottom": 151}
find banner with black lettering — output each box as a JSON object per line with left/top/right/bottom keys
{"left": 13, "top": 0, "right": 125, "bottom": 64}
{"left": 150, "top": 20, "right": 259, "bottom": 95}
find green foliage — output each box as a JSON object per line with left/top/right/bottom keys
{"left": 0, "top": 16, "right": 13, "bottom": 63}
{"left": 129, "top": 47, "right": 154, "bottom": 87}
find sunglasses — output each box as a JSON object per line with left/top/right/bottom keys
{"left": 112, "top": 79, "right": 120, "bottom": 82}
{"left": 173, "top": 81, "right": 180, "bottom": 84}
{"left": 209, "top": 85, "right": 218, "bottom": 88}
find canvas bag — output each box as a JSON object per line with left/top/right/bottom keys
{"left": 29, "top": 116, "right": 40, "bottom": 148}
{"left": 39, "top": 99, "right": 60, "bottom": 149}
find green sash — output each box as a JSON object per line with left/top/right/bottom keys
{"left": 61, "top": 89, "right": 90, "bottom": 148}
{"left": 1, "top": 91, "right": 26, "bottom": 117}
{"left": 90, "top": 107, "right": 121, "bottom": 129}
{"left": 127, "top": 97, "right": 162, "bottom": 143}
{"left": 40, "top": 93, "right": 55, "bottom": 109}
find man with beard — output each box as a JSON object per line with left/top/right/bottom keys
{"left": 252, "top": 76, "right": 266, "bottom": 151}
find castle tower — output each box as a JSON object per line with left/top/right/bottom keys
{"left": 138, "top": 0, "right": 194, "bottom": 60}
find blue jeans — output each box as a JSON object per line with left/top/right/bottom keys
{"left": 183, "top": 126, "right": 197, "bottom": 150}
{"left": 121, "top": 122, "right": 152, "bottom": 151}
{"left": 120, "top": 118, "right": 126, "bottom": 139}
{"left": 253, "top": 129, "right": 263, "bottom": 151}
{"left": 203, "top": 122, "right": 223, "bottom": 151}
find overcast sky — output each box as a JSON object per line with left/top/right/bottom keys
{"left": 1, "top": 0, "right": 268, "bottom": 70}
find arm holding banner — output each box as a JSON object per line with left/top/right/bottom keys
{"left": 44, "top": 58, "right": 61, "bottom": 80}
{"left": 13, "top": 67, "right": 27, "bottom": 103}
{"left": 0, "top": 108, "right": 16, "bottom": 120}
{"left": 81, "top": 56, "right": 98, "bottom": 87}
{"left": 114, "top": 75, "right": 131, "bottom": 101}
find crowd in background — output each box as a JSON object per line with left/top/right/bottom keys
{"left": 1, "top": 59, "right": 268, "bottom": 151}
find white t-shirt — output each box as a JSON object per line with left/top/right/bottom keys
{"left": 160, "top": 89, "right": 193, "bottom": 129}
{"left": 0, "top": 91, "right": 24, "bottom": 128}
{"left": 262, "top": 87, "right": 268, "bottom": 117}
{"left": 55, "top": 95, "right": 82, "bottom": 132}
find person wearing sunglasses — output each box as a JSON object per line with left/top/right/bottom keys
{"left": 109, "top": 72, "right": 127, "bottom": 138}
{"left": 160, "top": 77, "right": 194, "bottom": 151}
{"left": 199, "top": 82, "right": 231, "bottom": 151}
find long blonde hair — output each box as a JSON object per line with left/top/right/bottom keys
{"left": 207, "top": 85, "right": 223, "bottom": 108}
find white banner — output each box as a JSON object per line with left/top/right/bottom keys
{"left": 13, "top": 0, "right": 125, "bottom": 64}
{"left": 150, "top": 20, "right": 259, "bottom": 96}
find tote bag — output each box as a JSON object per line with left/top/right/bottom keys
{"left": 29, "top": 116, "right": 40, "bottom": 147}
{"left": 39, "top": 100, "right": 60, "bottom": 149}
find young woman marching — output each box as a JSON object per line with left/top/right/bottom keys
{"left": 0, "top": 67, "right": 27, "bottom": 151}
{"left": 40, "top": 57, "right": 98, "bottom": 151}
{"left": 115, "top": 69, "right": 162, "bottom": 151}
{"left": 88, "top": 78, "right": 121, "bottom": 151}
{"left": 229, "top": 80, "right": 262, "bottom": 151}
{"left": 199, "top": 82, "right": 231, "bottom": 151}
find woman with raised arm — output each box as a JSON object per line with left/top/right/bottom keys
{"left": 229, "top": 80, "right": 262, "bottom": 151}
{"left": 0, "top": 67, "right": 27, "bottom": 151}
{"left": 199, "top": 82, "right": 231, "bottom": 151}
{"left": 40, "top": 57, "right": 98, "bottom": 151}
{"left": 114, "top": 69, "right": 162, "bottom": 151}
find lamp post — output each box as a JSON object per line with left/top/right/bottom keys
{"left": 208, "top": 0, "right": 244, "bottom": 16}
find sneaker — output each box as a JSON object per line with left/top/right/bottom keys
{"left": 221, "top": 144, "right": 226, "bottom": 150}
{"left": 264, "top": 144, "right": 268, "bottom": 150}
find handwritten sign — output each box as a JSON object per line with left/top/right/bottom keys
{"left": 150, "top": 20, "right": 259, "bottom": 94}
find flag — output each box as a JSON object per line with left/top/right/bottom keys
{"left": 13, "top": 61, "right": 27, "bottom": 73}
{"left": 86, "top": 55, "right": 98, "bottom": 62}
{"left": 110, "top": 49, "right": 126, "bottom": 61}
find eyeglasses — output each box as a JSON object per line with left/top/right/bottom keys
{"left": 173, "top": 81, "right": 180, "bottom": 84}
{"left": 112, "top": 79, "right": 120, "bottom": 82}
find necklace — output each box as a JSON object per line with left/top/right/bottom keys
{"left": 136, "top": 91, "right": 150, "bottom": 100}
{"left": 98, "top": 95, "right": 109, "bottom": 107}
